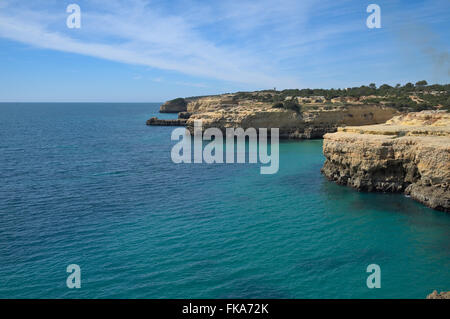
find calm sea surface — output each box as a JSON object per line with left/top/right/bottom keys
{"left": 0, "top": 103, "right": 449, "bottom": 298}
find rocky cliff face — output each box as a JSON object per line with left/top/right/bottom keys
{"left": 180, "top": 94, "right": 398, "bottom": 139}
{"left": 322, "top": 111, "right": 450, "bottom": 212}
{"left": 159, "top": 98, "right": 188, "bottom": 113}
{"left": 427, "top": 290, "right": 450, "bottom": 299}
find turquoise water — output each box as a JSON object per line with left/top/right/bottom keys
{"left": 0, "top": 103, "right": 449, "bottom": 299}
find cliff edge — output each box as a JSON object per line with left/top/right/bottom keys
{"left": 321, "top": 111, "right": 450, "bottom": 212}
{"left": 159, "top": 98, "right": 188, "bottom": 113}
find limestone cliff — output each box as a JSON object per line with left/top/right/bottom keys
{"left": 322, "top": 111, "right": 450, "bottom": 212}
{"left": 184, "top": 94, "right": 398, "bottom": 138}
{"left": 159, "top": 98, "right": 188, "bottom": 113}
{"left": 151, "top": 92, "right": 399, "bottom": 138}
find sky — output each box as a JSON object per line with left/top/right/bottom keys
{"left": 0, "top": 0, "right": 449, "bottom": 102}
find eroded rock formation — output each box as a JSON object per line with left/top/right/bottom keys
{"left": 427, "top": 290, "right": 450, "bottom": 299}
{"left": 151, "top": 93, "right": 399, "bottom": 139}
{"left": 185, "top": 96, "right": 398, "bottom": 138}
{"left": 159, "top": 98, "right": 188, "bottom": 113}
{"left": 322, "top": 111, "right": 450, "bottom": 212}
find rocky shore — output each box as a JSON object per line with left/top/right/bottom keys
{"left": 426, "top": 290, "right": 450, "bottom": 299}
{"left": 148, "top": 93, "right": 449, "bottom": 212}
{"left": 146, "top": 117, "right": 187, "bottom": 126}
{"left": 321, "top": 111, "right": 450, "bottom": 212}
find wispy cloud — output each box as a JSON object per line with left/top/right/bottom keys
{"left": 0, "top": 0, "right": 315, "bottom": 88}
{"left": 0, "top": 0, "right": 447, "bottom": 92}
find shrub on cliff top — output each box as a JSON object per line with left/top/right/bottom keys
{"left": 169, "top": 98, "right": 187, "bottom": 107}
{"left": 271, "top": 100, "right": 302, "bottom": 113}
{"left": 272, "top": 102, "right": 284, "bottom": 108}
{"left": 284, "top": 100, "right": 301, "bottom": 112}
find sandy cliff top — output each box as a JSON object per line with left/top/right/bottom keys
{"left": 322, "top": 110, "right": 450, "bottom": 212}
{"left": 336, "top": 111, "right": 450, "bottom": 137}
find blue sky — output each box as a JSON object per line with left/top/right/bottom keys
{"left": 0, "top": 0, "right": 448, "bottom": 102}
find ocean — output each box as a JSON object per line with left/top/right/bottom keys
{"left": 0, "top": 102, "right": 448, "bottom": 298}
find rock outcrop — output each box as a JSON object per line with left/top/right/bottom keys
{"left": 146, "top": 117, "right": 186, "bottom": 126}
{"left": 151, "top": 93, "right": 399, "bottom": 138}
{"left": 427, "top": 290, "right": 450, "bottom": 299}
{"left": 182, "top": 94, "right": 398, "bottom": 139}
{"left": 159, "top": 98, "right": 188, "bottom": 113}
{"left": 322, "top": 111, "right": 450, "bottom": 212}
{"left": 178, "top": 112, "right": 192, "bottom": 119}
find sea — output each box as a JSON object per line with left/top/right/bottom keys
{"left": 0, "top": 102, "right": 449, "bottom": 298}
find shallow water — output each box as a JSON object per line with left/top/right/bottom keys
{"left": 0, "top": 103, "right": 448, "bottom": 298}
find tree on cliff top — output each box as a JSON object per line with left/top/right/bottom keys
{"left": 169, "top": 98, "right": 187, "bottom": 105}
{"left": 415, "top": 80, "right": 428, "bottom": 87}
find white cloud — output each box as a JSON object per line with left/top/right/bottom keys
{"left": 0, "top": 0, "right": 383, "bottom": 89}
{"left": 0, "top": 0, "right": 308, "bottom": 88}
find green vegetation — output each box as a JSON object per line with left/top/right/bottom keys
{"left": 271, "top": 99, "right": 302, "bottom": 113}
{"left": 168, "top": 97, "right": 188, "bottom": 107}
{"left": 415, "top": 80, "right": 428, "bottom": 87}
{"left": 239, "top": 81, "right": 450, "bottom": 112}
{"left": 186, "top": 82, "right": 449, "bottom": 113}
{"left": 382, "top": 97, "right": 432, "bottom": 112}
{"left": 272, "top": 102, "right": 284, "bottom": 108}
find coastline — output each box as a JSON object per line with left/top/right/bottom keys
{"left": 0, "top": 102, "right": 448, "bottom": 298}
{"left": 147, "top": 93, "right": 449, "bottom": 213}
{"left": 321, "top": 111, "right": 450, "bottom": 212}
